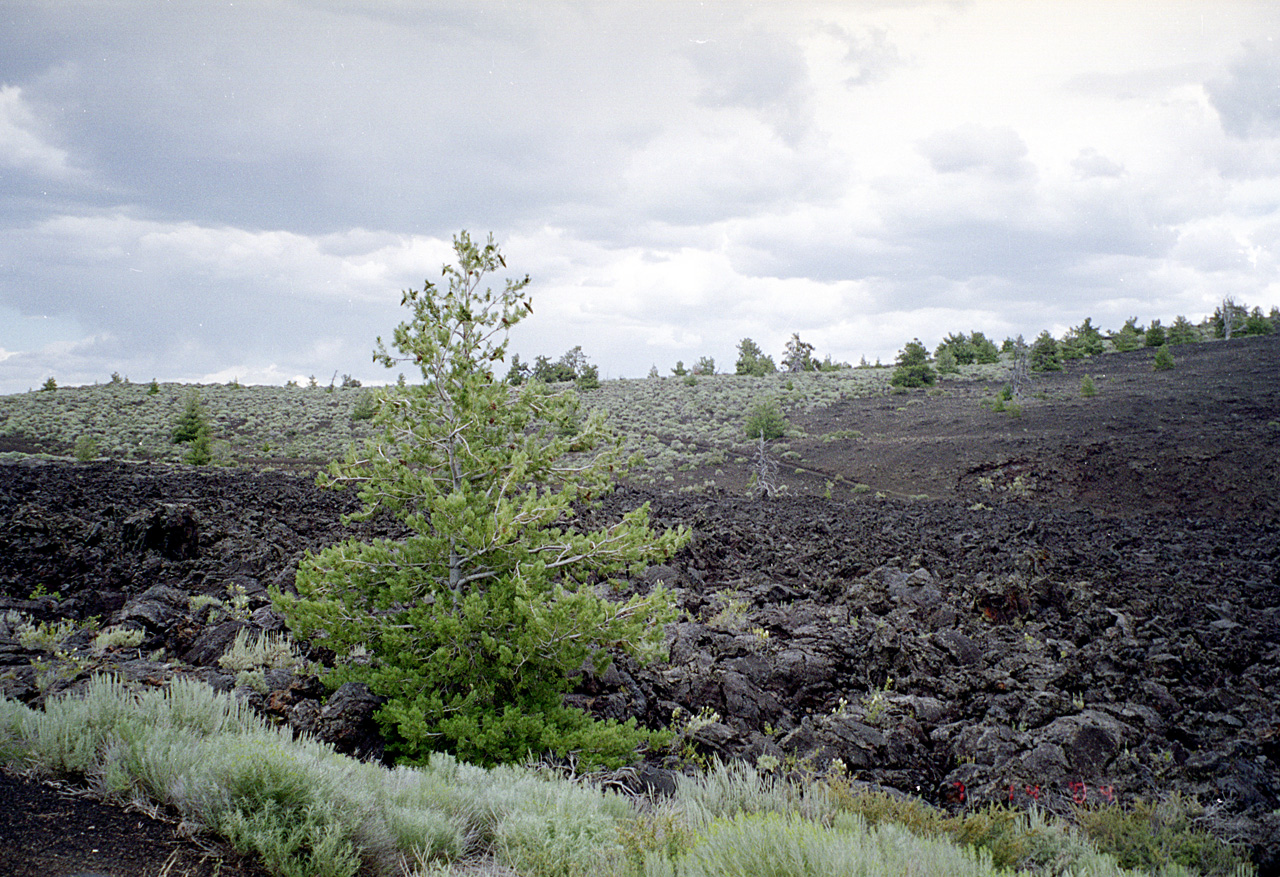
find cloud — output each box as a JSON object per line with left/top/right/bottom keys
{"left": 2, "top": 2, "right": 1280, "bottom": 393}
{"left": 0, "top": 84, "right": 73, "bottom": 177}
{"left": 918, "top": 123, "right": 1034, "bottom": 180}
{"left": 1208, "top": 41, "right": 1280, "bottom": 138}
{"left": 822, "top": 23, "right": 903, "bottom": 88}
{"left": 1072, "top": 148, "right": 1124, "bottom": 179}
{"left": 0, "top": 213, "right": 461, "bottom": 388}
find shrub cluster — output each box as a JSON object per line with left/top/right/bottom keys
{"left": 3, "top": 681, "right": 1252, "bottom": 877}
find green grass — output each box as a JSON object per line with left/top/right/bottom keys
{"left": 0, "top": 678, "right": 1254, "bottom": 877}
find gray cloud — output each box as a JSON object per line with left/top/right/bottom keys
{"left": 1071, "top": 148, "right": 1124, "bottom": 179}
{"left": 1208, "top": 41, "right": 1280, "bottom": 138}
{"left": 824, "top": 22, "right": 903, "bottom": 87}
{"left": 918, "top": 124, "right": 1034, "bottom": 180}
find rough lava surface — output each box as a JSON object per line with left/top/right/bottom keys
{"left": 1, "top": 333, "right": 1278, "bottom": 873}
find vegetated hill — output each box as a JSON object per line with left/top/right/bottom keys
{"left": 2, "top": 333, "right": 1276, "bottom": 516}
{"left": 1, "top": 332, "right": 1279, "bottom": 871}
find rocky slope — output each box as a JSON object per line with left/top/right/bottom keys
{"left": 2, "top": 333, "right": 1278, "bottom": 869}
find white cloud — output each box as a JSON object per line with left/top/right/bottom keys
{"left": 918, "top": 124, "right": 1034, "bottom": 179}
{"left": 0, "top": 84, "right": 73, "bottom": 177}
{"left": 1072, "top": 148, "right": 1125, "bottom": 179}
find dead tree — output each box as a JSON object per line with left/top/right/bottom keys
{"left": 749, "top": 433, "right": 781, "bottom": 498}
{"left": 1008, "top": 334, "right": 1031, "bottom": 399}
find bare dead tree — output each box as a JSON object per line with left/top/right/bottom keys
{"left": 749, "top": 433, "right": 781, "bottom": 498}
{"left": 1008, "top": 334, "right": 1031, "bottom": 398}
{"left": 1220, "top": 296, "right": 1245, "bottom": 340}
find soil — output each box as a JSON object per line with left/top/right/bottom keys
{"left": 0, "top": 768, "right": 270, "bottom": 877}
{"left": 1, "top": 332, "right": 1278, "bottom": 875}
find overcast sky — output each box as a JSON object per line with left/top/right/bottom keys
{"left": 2, "top": 1, "right": 1278, "bottom": 392}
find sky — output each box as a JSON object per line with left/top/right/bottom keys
{"left": 1, "top": 0, "right": 1278, "bottom": 392}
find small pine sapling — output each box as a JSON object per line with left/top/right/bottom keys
{"left": 274, "top": 231, "right": 688, "bottom": 768}
{"left": 744, "top": 399, "right": 787, "bottom": 441}
{"left": 890, "top": 339, "right": 936, "bottom": 388}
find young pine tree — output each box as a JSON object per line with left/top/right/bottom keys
{"left": 735, "top": 337, "right": 776, "bottom": 376}
{"left": 274, "top": 232, "right": 688, "bottom": 768}
{"left": 171, "top": 390, "right": 212, "bottom": 464}
{"left": 1029, "top": 330, "right": 1063, "bottom": 372}
{"left": 890, "top": 339, "right": 936, "bottom": 387}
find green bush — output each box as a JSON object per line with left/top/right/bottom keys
{"left": 6, "top": 678, "right": 1251, "bottom": 877}
{"left": 171, "top": 390, "right": 210, "bottom": 444}
{"left": 735, "top": 338, "right": 776, "bottom": 376}
{"left": 1062, "top": 318, "right": 1106, "bottom": 359}
{"left": 41, "top": 376, "right": 57, "bottom": 392}
{"left": 217, "top": 629, "right": 305, "bottom": 673}
{"left": 275, "top": 232, "right": 688, "bottom": 769}
{"left": 1167, "top": 315, "right": 1197, "bottom": 345}
{"left": 935, "top": 333, "right": 975, "bottom": 365}
{"left": 4, "top": 677, "right": 641, "bottom": 877}
{"left": 782, "top": 334, "right": 816, "bottom": 373}
{"left": 661, "top": 811, "right": 999, "bottom": 877}
{"left": 1244, "top": 308, "right": 1273, "bottom": 336}
{"left": 533, "top": 354, "right": 577, "bottom": 384}
{"left": 890, "top": 339, "right": 936, "bottom": 388}
{"left": 350, "top": 390, "right": 378, "bottom": 421}
{"left": 505, "top": 353, "right": 531, "bottom": 385}
{"left": 576, "top": 363, "right": 601, "bottom": 390}
{"left": 73, "top": 434, "right": 99, "bottom": 461}
{"left": 1144, "top": 321, "right": 1166, "bottom": 347}
{"left": 744, "top": 399, "right": 787, "bottom": 440}
{"left": 1214, "top": 299, "right": 1248, "bottom": 338}
{"left": 1029, "top": 331, "right": 1062, "bottom": 372}
{"left": 1111, "top": 320, "right": 1142, "bottom": 352}
{"left": 184, "top": 432, "right": 213, "bottom": 465}
{"left": 1075, "top": 797, "right": 1250, "bottom": 874}
{"left": 1154, "top": 344, "right": 1175, "bottom": 371}
{"left": 970, "top": 331, "right": 1001, "bottom": 364}
{"left": 1081, "top": 374, "right": 1098, "bottom": 397}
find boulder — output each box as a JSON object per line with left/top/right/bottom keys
{"left": 182, "top": 619, "right": 246, "bottom": 667}
{"left": 116, "top": 585, "right": 189, "bottom": 633}
{"left": 317, "top": 682, "right": 387, "bottom": 762}
{"left": 122, "top": 504, "right": 200, "bottom": 560}
{"left": 1034, "top": 710, "right": 1130, "bottom": 778}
